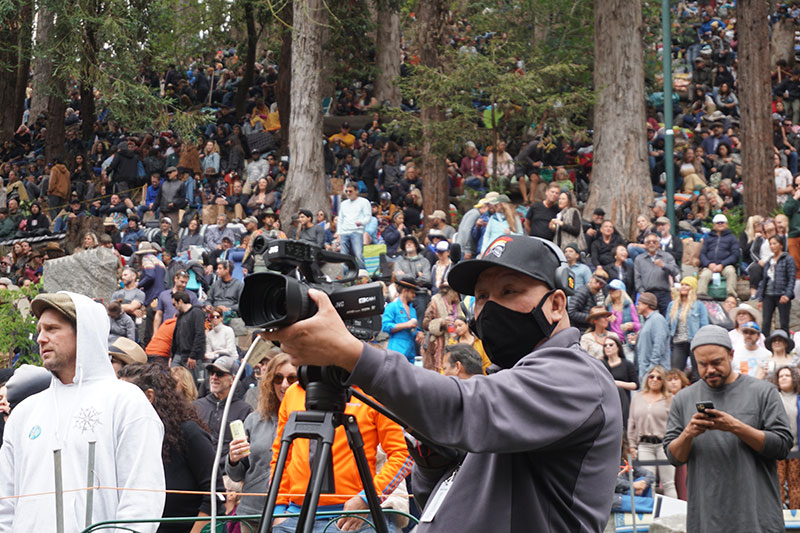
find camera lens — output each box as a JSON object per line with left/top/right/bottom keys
{"left": 240, "top": 272, "right": 316, "bottom": 329}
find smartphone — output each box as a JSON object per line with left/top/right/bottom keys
{"left": 230, "top": 420, "right": 247, "bottom": 441}
{"left": 696, "top": 401, "right": 717, "bottom": 418}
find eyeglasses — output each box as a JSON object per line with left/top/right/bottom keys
{"left": 648, "top": 375, "right": 662, "bottom": 381}
{"left": 273, "top": 373, "right": 298, "bottom": 385}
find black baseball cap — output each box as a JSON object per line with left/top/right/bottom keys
{"left": 448, "top": 235, "right": 562, "bottom": 296}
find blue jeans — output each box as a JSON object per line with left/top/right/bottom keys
{"left": 340, "top": 232, "right": 365, "bottom": 269}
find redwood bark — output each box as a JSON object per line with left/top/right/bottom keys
{"left": 29, "top": 6, "right": 55, "bottom": 122}
{"left": 586, "top": 0, "right": 652, "bottom": 240}
{"left": 276, "top": 1, "right": 292, "bottom": 155}
{"left": 280, "top": 0, "right": 329, "bottom": 228}
{"left": 0, "top": 0, "right": 21, "bottom": 140}
{"left": 13, "top": 0, "right": 32, "bottom": 132}
{"left": 375, "top": 5, "right": 401, "bottom": 107}
{"left": 740, "top": 0, "right": 776, "bottom": 217}
{"left": 234, "top": 0, "right": 258, "bottom": 118}
{"left": 416, "top": 0, "right": 448, "bottom": 226}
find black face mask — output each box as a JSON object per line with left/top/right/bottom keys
{"left": 472, "top": 290, "right": 557, "bottom": 369}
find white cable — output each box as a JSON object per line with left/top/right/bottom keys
{"left": 210, "top": 334, "right": 265, "bottom": 532}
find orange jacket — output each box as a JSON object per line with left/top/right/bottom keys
{"left": 271, "top": 383, "right": 412, "bottom": 507}
{"left": 145, "top": 317, "right": 176, "bottom": 357}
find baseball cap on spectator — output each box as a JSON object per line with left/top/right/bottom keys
{"left": 593, "top": 208, "right": 605, "bottom": 216}
{"left": 592, "top": 269, "right": 609, "bottom": 284}
{"left": 299, "top": 209, "right": 313, "bottom": 218}
{"left": 435, "top": 240, "right": 450, "bottom": 252}
{"left": 564, "top": 243, "right": 580, "bottom": 254}
{"left": 31, "top": 292, "right": 77, "bottom": 323}
{"left": 165, "top": 166, "right": 178, "bottom": 174}
{"left": 496, "top": 194, "right": 511, "bottom": 203}
{"left": 428, "top": 229, "right": 447, "bottom": 241}
{"left": 243, "top": 216, "right": 258, "bottom": 225}
{"left": 428, "top": 210, "right": 447, "bottom": 221}
{"left": 484, "top": 191, "right": 500, "bottom": 204}
{"left": 741, "top": 321, "right": 760, "bottom": 333}
{"left": 690, "top": 324, "right": 733, "bottom": 352}
{"left": 638, "top": 292, "right": 658, "bottom": 310}
{"left": 712, "top": 214, "right": 728, "bottom": 224}
{"left": 103, "top": 217, "right": 115, "bottom": 226}
{"left": 207, "top": 355, "right": 240, "bottom": 375}
{"left": 160, "top": 216, "right": 172, "bottom": 224}
{"left": 109, "top": 337, "right": 147, "bottom": 366}
{"left": 655, "top": 216, "right": 670, "bottom": 225}
{"left": 608, "top": 279, "right": 626, "bottom": 292}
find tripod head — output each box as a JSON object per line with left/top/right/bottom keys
{"left": 299, "top": 365, "right": 351, "bottom": 412}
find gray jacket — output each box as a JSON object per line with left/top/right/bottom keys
{"left": 207, "top": 277, "right": 244, "bottom": 312}
{"left": 225, "top": 411, "right": 278, "bottom": 517}
{"left": 393, "top": 254, "right": 432, "bottom": 288}
{"left": 347, "top": 328, "right": 622, "bottom": 532}
{"left": 456, "top": 208, "right": 481, "bottom": 256}
{"left": 633, "top": 250, "right": 681, "bottom": 293}
{"left": 635, "top": 311, "right": 671, "bottom": 379}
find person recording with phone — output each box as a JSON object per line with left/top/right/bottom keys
{"left": 663, "top": 325, "right": 793, "bottom": 533}
{"left": 262, "top": 235, "right": 622, "bottom": 532}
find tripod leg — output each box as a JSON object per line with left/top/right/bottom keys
{"left": 258, "top": 439, "right": 292, "bottom": 533}
{"left": 343, "top": 415, "right": 390, "bottom": 533}
{"left": 296, "top": 440, "right": 334, "bottom": 533}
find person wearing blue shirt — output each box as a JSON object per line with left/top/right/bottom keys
{"left": 564, "top": 244, "right": 592, "bottom": 293}
{"left": 382, "top": 277, "right": 424, "bottom": 363}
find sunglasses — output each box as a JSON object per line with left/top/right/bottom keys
{"left": 209, "top": 370, "right": 230, "bottom": 378}
{"left": 603, "top": 342, "right": 616, "bottom": 348}
{"left": 648, "top": 375, "right": 662, "bottom": 381}
{"left": 273, "top": 373, "right": 298, "bottom": 385}
{"left": 211, "top": 314, "right": 222, "bottom": 319}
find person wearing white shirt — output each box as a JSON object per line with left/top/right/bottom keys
{"left": 337, "top": 182, "right": 372, "bottom": 267}
{"left": 206, "top": 307, "right": 238, "bottom": 361}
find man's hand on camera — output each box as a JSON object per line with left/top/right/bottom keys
{"left": 261, "top": 289, "right": 364, "bottom": 371}
{"left": 336, "top": 496, "right": 369, "bottom": 531}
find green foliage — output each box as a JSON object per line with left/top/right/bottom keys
{"left": 325, "top": 0, "right": 379, "bottom": 89}
{"left": 391, "top": 0, "right": 594, "bottom": 162}
{"left": 0, "top": 284, "right": 42, "bottom": 368}
{"left": 702, "top": 206, "right": 745, "bottom": 237}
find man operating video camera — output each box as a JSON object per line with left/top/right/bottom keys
{"left": 262, "top": 235, "right": 622, "bottom": 532}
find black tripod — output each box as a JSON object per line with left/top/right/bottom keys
{"left": 257, "top": 379, "right": 390, "bottom": 533}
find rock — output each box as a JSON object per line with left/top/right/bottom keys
{"left": 649, "top": 514, "right": 687, "bottom": 533}
{"left": 42, "top": 247, "right": 119, "bottom": 303}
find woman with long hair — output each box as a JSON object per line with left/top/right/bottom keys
{"left": 226, "top": 354, "right": 297, "bottom": 523}
{"left": 678, "top": 147, "right": 708, "bottom": 193}
{"left": 447, "top": 317, "right": 490, "bottom": 372}
{"left": 550, "top": 191, "right": 585, "bottom": 252}
{"left": 628, "top": 365, "right": 677, "bottom": 498}
{"left": 118, "top": 363, "right": 215, "bottom": 533}
{"left": 480, "top": 197, "right": 522, "bottom": 255}
{"left": 757, "top": 235, "right": 796, "bottom": 337}
{"left": 604, "top": 279, "right": 640, "bottom": 345}
{"left": 171, "top": 366, "right": 198, "bottom": 402}
{"left": 772, "top": 365, "right": 800, "bottom": 508}
{"left": 667, "top": 277, "right": 709, "bottom": 380}
{"left": 580, "top": 307, "right": 612, "bottom": 359}
{"left": 421, "top": 282, "right": 464, "bottom": 372}
{"left": 758, "top": 330, "right": 800, "bottom": 381}
{"left": 601, "top": 333, "right": 638, "bottom": 427}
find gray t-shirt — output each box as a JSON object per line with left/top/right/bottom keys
{"left": 663, "top": 374, "right": 792, "bottom": 533}
{"left": 111, "top": 287, "right": 145, "bottom": 307}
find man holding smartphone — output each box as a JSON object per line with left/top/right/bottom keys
{"left": 663, "top": 325, "right": 792, "bottom": 532}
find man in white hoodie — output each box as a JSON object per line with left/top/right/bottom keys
{"left": 0, "top": 292, "right": 166, "bottom": 532}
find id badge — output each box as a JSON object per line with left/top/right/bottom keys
{"left": 419, "top": 467, "right": 459, "bottom": 523}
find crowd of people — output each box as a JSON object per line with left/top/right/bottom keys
{"left": 4, "top": 1, "right": 800, "bottom": 532}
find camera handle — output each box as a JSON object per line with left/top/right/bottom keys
{"left": 258, "top": 410, "right": 390, "bottom": 533}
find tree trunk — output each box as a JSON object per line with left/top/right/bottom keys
{"left": 29, "top": 6, "right": 55, "bottom": 122}
{"left": 276, "top": 1, "right": 292, "bottom": 155}
{"left": 280, "top": 0, "right": 328, "bottom": 228}
{"left": 740, "top": 0, "right": 775, "bottom": 217}
{"left": 234, "top": 0, "right": 257, "bottom": 118}
{"left": 13, "top": 0, "right": 33, "bottom": 131}
{"left": 0, "top": 0, "right": 22, "bottom": 141}
{"left": 45, "top": 79, "right": 68, "bottom": 163}
{"left": 80, "top": 82, "right": 95, "bottom": 141}
{"left": 417, "top": 0, "right": 448, "bottom": 227}
{"left": 374, "top": 5, "right": 401, "bottom": 106}
{"left": 770, "top": 17, "right": 795, "bottom": 69}
{"left": 586, "top": 0, "right": 652, "bottom": 240}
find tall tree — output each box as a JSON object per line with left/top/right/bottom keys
{"left": 28, "top": 7, "right": 55, "bottom": 122}
{"left": 416, "top": 0, "right": 448, "bottom": 226}
{"left": 280, "top": 0, "right": 329, "bottom": 226}
{"left": 586, "top": 0, "right": 652, "bottom": 240}
{"left": 276, "top": 1, "right": 293, "bottom": 154}
{"left": 374, "top": 2, "right": 401, "bottom": 106}
{"left": 14, "top": 0, "right": 33, "bottom": 133}
{"left": 233, "top": 0, "right": 259, "bottom": 118}
{"left": 740, "top": 0, "right": 776, "bottom": 217}
{"left": 0, "top": 0, "right": 22, "bottom": 140}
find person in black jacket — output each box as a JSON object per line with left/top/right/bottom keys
{"left": 590, "top": 220, "right": 626, "bottom": 268}
{"left": 756, "top": 236, "right": 796, "bottom": 336}
{"left": 604, "top": 245, "right": 636, "bottom": 300}
{"left": 108, "top": 139, "right": 142, "bottom": 196}
{"left": 193, "top": 355, "right": 253, "bottom": 469}
{"left": 568, "top": 270, "right": 609, "bottom": 331}
{"left": 171, "top": 291, "right": 206, "bottom": 383}
{"left": 118, "top": 363, "right": 221, "bottom": 533}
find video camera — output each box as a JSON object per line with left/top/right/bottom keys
{"left": 239, "top": 237, "right": 384, "bottom": 340}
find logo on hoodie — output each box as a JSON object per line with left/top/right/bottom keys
{"left": 74, "top": 407, "right": 102, "bottom": 433}
{"left": 28, "top": 425, "right": 41, "bottom": 440}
